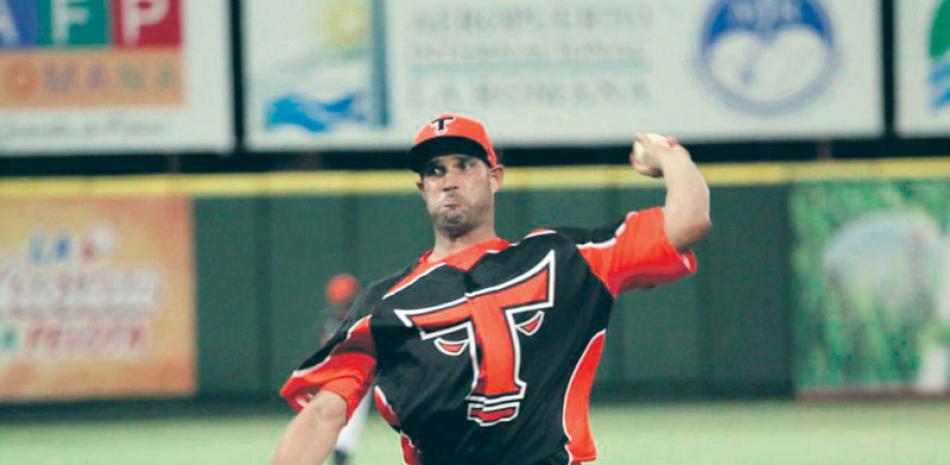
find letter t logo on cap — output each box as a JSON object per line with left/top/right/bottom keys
{"left": 430, "top": 116, "right": 456, "bottom": 134}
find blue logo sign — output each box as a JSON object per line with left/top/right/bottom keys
{"left": 266, "top": 92, "right": 366, "bottom": 133}
{"left": 697, "top": 0, "right": 838, "bottom": 113}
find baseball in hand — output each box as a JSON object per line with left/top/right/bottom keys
{"left": 633, "top": 132, "right": 670, "bottom": 163}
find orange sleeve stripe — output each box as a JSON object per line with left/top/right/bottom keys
{"left": 373, "top": 386, "right": 400, "bottom": 427}
{"left": 279, "top": 352, "right": 376, "bottom": 415}
{"left": 374, "top": 386, "right": 422, "bottom": 465}
{"left": 322, "top": 375, "right": 373, "bottom": 419}
{"left": 384, "top": 262, "right": 444, "bottom": 300}
{"left": 279, "top": 316, "right": 376, "bottom": 417}
{"left": 562, "top": 331, "right": 606, "bottom": 462}
{"left": 578, "top": 207, "right": 696, "bottom": 296}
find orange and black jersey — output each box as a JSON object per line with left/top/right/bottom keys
{"left": 281, "top": 207, "right": 696, "bottom": 465}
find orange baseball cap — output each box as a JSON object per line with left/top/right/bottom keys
{"left": 407, "top": 113, "right": 498, "bottom": 173}
{"left": 326, "top": 273, "right": 359, "bottom": 304}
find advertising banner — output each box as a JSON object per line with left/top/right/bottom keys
{"left": 0, "top": 0, "right": 232, "bottom": 154}
{"left": 896, "top": 0, "right": 950, "bottom": 136}
{"left": 0, "top": 197, "right": 195, "bottom": 401}
{"left": 246, "top": 0, "right": 882, "bottom": 150}
{"left": 244, "top": 0, "right": 386, "bottom": 150}
{"left": 791, "top": 180, "right": 950, "bottom": 396}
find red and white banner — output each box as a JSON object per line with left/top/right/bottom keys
{"left": 0, "top": 0, "right": 232, "bottom": 154}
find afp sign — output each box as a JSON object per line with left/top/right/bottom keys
{"left": 0, "top": 0, "right": 183, "bottom": 107}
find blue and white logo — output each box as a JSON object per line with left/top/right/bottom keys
{"left": 253, "top": 0, "right": 381, "bottom": 136}
{"left": 266, "top": 92, "right": 366, "bottom": 133}
{"left": 697, "top": 0, "right": 838, "bottom": 113}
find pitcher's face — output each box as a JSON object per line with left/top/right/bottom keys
{"left": 417, "top": 155, "right": 500, "bottom": 239}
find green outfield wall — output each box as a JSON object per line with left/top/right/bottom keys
{"left": 190, "top": 184, "right": 794, "bottom": 398}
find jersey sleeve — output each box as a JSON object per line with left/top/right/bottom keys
{"left": 279, "top": 291, "right": 378, "bottom": 418}
{"left": 561, "top": 207, "right": 697, "bottom": 296}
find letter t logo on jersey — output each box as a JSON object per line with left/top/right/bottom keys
{"left": 394, "top": 251, "right": 555, "bottom": 426}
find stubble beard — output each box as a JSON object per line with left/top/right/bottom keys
{"left": 430, "top": 197, "right": 490, "bottom": 240}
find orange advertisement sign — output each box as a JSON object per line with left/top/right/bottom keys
{"left": 0, "top": 49, "right": 184, "bottom": 108}
{"left": 0, "top": 0, "right": 184, "bottom": 108}
{"left": 0, "top": 197, "right": 195, "bottom": 401}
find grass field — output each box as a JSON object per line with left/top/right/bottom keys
{"left": 2, "top": 401, "right": 949, "bottom": 465}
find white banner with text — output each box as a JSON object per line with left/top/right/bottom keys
{"left": 246, "top": 0, "right": 882, "bottom": 150}
{"left": 0, "top": 0, "right": 233, "bottom": 154}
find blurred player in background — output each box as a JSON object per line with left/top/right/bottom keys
{"left": 321, "top": 274, "right": 360, "bottom": 344}
{"left": 320, "top": 273, "right": 370, "bottom": 465}
{"left": 272, "top": 114, "right": 711, "bottom": 465}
